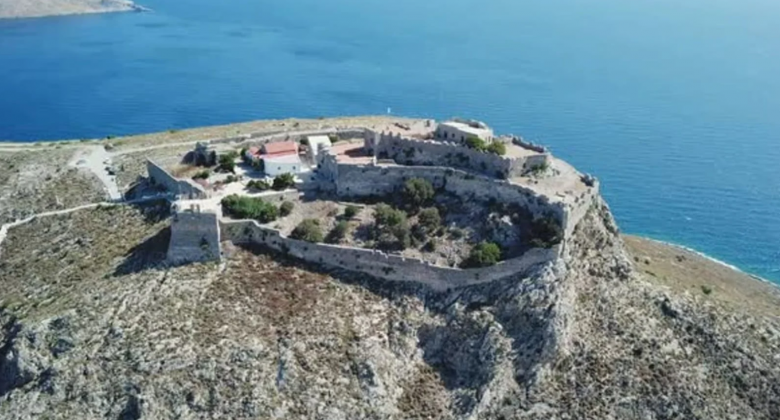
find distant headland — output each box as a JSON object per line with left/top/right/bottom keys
{"left": 0, "top": 0, "right": 147, "bottom": 19}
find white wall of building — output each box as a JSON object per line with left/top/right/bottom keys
{"left": 264, "top": 156, "right": 303, "bottom": 177}
{"left": 435, "top": 121, "right": 494, "bottom": 143}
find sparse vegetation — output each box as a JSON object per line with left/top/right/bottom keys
{"left": 529, "top": 216, "right": 564, "bottom": 248}
{"left": 218, "top": 151, "right": 239, "bottom": 173}
{"left": 280, "top": 201, "right": 295, "bottom": 217}
{"left": 464, "top": 135, "right": 487, "bottom": 152}
{"left": 290, "top": 219, "right": 324, "bottom": 243}
{"left": 192, "top": 170, "right": 210, "bottom": 180}
{"left": 464, "top": 241, "right": 501, "bottom": 268}
{"left": 413, "top": 207, "right": 441, "bottom": 241}
{"left": 272, "top": 173, "right": 296, "bottom": 191}
{"left": 701, "top": 285, "right": 713, "bottom": 295}
{"left": 221, "top": 195, "right": 278, "bottom": 223}
{"left": 326, "top": 221, "right": 350, "bottom": 244}
{"left": 344, "top": 205, "right": 360, "bottom": 219}
{"left": 487, "top": 141, "right": 506, "bottom": 156}
{"left": 374, "top": 204, "right": 407, "bottom": 228}
{"left": 402, "top": 178, "right": 435, "bottom": 209}
{"left": 373, "top": 204, "right": 411, "bottom": 250}
{"left": 529, "top": 161, "right": 550, "bottom": 176}
{"left": 246, "top": 179, "right": 271, "bottom": 191}
{"left": 328, "top": 134, "right": 340, "bottom": 143}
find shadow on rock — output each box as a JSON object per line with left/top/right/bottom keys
{"left": 113, "top": 227, "right": 171, "bottom": 276}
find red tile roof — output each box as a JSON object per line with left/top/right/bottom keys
{"left": 262, "top": 141, "right": 298, "bottom": 157}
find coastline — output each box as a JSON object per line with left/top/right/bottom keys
{"left": 0, "top": 0, "right": 147, "bottom": 20}
{"left": 637, "top": 236, "right": 777, "bottom": 287}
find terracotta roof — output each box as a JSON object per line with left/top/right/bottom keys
{"left": 247, "top": 146, "right": 262, "bottom": 157}
{"left": 262, "top": 141, "right": 298, "bottom": 156}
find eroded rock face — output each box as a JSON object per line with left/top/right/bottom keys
{"left": 0, "top": 199, "right": 778, "bottom": 419}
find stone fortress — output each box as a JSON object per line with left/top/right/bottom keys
{"left": 147, "top": 119, "right": 600, "bottom": 291}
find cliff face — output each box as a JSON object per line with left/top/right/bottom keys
{"left": 0, "top": 0, "right": 140, "bottom": 19}
{"left": 0, "top": 197, "right": 779, "bottom": 419}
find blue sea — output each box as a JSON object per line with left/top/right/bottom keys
{"left": 1, "top": 0, "right": 778, "bottom": 281}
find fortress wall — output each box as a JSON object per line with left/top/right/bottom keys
{"left": 167, "top": 210, "right": 221, "bottom": 264}
{"left": 253, "top": 189, "right": 302, "bottom": 204}
{"left": 562, "top": 181, "right": 600, "bottom": 239}
{"left": 335, "top": 164, "right": 447, "bottom": 197}
{"left": 367, "top": 131, "right": 531, "bottom": 179}
{"left": 147, "top": 160, "right": 208, "bottom": 199}
{"left": 221, "top": 219, "right": 556, "bottom": 291}
{"left": 511, "top": 136, "right": 548, "bottom": 153}
{"left": 334, "top": 163, "right": 566, "bottom": 225}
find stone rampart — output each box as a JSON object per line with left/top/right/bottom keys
{"left": 510, "top": 136, "right": 548, "bottom": 153}
{"left": 220, "top": 219, "right": 557, "bottom": 291}
{"left": 147, "top": 160, "right": 208, "bottom": 199}
{"left": 251, "top": 189, "right": 302, "bottom": 203}
{"left": 364, "top": 131, "right": 549, "bottom": 179}
{"left": 335, "top": 163, "right": 567, "bottom": 225}
{"left": 168, "top": 207, "right": 221, "bottom": 264}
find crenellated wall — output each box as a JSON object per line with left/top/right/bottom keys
{"left": 147, "top": 160, "right": 208, "bottom": 199}
{"left": 220, "top": 219, "right": 557, "bottom": 291}
{"left": 364, "top": 131, "right": 549, "bottom": 179}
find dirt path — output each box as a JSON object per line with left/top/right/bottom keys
{"left": 69, "top": 145, "right": 122, "bottom": 200}
{"left": 0, "top": 195, "right": 170, "bottom": 257}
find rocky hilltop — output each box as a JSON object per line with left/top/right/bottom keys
{"left": 0, "top": 0, "right": 143, "bottom": 19}
{"left": 1, "top": 117, "right": 779, "bottom": 419}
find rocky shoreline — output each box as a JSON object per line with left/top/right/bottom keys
{"left": 0, "top": 0, "right": 147, "bottom": 19}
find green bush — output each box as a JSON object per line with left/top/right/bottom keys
{"left": 290, "top": 219, "right": 324, "bottom": 243}
{"left": 374, "top": 204, "right": 407, "bottom": 228}
{"left": 328, "top": 134, "right": 340, "bottom": 143}
{"left": 344, "top": 205, "right": 360, "bottom": 219}
{"left": 413, "top": 207, "right": 441, "bottom": 241}
{"left": 417, "top": 207, "right": 441, "bottom": 231}
{"left": 423, "top": 239, "right": 437, "bottom": 252}
{"left": 192, "top": 170, "right": 210, "bottom": 180}
{"left": 218, "top": 152, "right": 238, "bottom": 173}
{"left": 252, "top": 158, "right": 265, "bottom": 172}
{"left": 326, "top": 221, "right": 349, "bottom": 244}
{"left": 246, "top": 179, "right": 271, "bottom": 191}
{"left": 225, "top": 175, "right": 238, "bottom": 184}
{"left": 464, "top": 242, "right": 501, "bottom": 268}
{"left": 487, "top": 141, "right": 506, "bottom": 156}
{"left": 465, "top": 135, "right": 487, "bottom": 152}
{"left": 221, "top": 195, "right": 278, "bottom": 223}
{"left": 280, "top": 201, "right": 295, "bottom": 217}
{"left": 402, "top": 178, "right": 435, "bottom": 209}
{"left": 373, "top": 204, "right": 411, "bottom": 250}
{"left": 529, "top": 216, "right": 563, "bottom": 248}
{"left": 272, "top": 173, "right": 296, "bottom": 190}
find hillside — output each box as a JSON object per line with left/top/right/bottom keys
{"left": 0, "top": 0, "right": 141, "bottom": 19}
{"left": 1, "top": 118, "right": 779, "bottom": 419}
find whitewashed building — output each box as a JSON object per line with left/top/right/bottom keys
{"left": 264, "top": 154, "right": 303, "bottom": 177}
{"left": 435, "top": 120, "right": 494, "bottom": 144}
{"left": 306, "top": 135, "right": 333, "bottom": 164}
